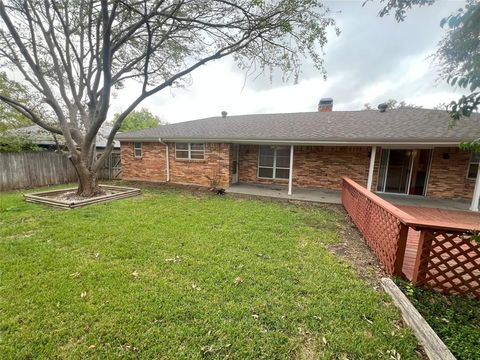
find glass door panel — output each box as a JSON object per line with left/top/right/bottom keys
{"left": 384, "top": 150, "right": 411, "bottom": 194}
{"left": 377, "top": 149, "right": 432, "bottom": 195}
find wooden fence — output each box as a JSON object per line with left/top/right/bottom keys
{"left": 342, "top": 177, "right": 480, "bottom": 299}
{"left": 0, "top": 151, "right": 121, "bottom": 191}
{"left": 0, "top": 152, "right": 77, "bottom": 191}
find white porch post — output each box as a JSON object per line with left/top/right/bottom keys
{"left": 288, "top": 145, "right": 294, "bottom": 195}
{"left": 470, "top": 167, "right": 480, "bottom": 211}
{"left": 367, "top": 145, "right": 377, "bottom": 191}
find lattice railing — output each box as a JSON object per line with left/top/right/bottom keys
{"left": 342, "top": 177, "right": 411, "bottom": 275}
{"left": 412, "top": 229, "right": 480, "bottom": 299}
{"left": 342, "top": 177, "right": 479, "bottom": 300}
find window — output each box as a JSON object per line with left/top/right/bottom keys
{"left": 258, "top": 145, "right": 291, "bottom": 179}
{"left": 468, "top": 152, "right": 480, "bottom": 179}
{"left": 133, "top": 142, "right": 142, "bottom": 158}
{"left": 175, "top": 143, "right": 205, "bottom": 160}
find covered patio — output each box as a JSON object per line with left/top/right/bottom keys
{"left": 227, "top": 183, "right": 473, "bottom": 212}
{"left": 233, "top": 142, "right": 480, "bottom": 212}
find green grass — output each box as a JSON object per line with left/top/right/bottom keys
{"left": 0, "top": 185, "right": 420, "bottom": 359}
{"left": 395, "top": 279, "right": 480, "bottom": 360}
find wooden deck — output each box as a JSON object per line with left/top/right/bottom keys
{"left": 399, "top": 206, "right": 480, "bottom": 280}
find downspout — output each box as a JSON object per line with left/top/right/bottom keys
{"left": 159, "top": 138, "right": 170, "bottom": 182}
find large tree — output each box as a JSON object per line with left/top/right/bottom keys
{"left": 363, "top": 98, "right": 422, "bottom": 110}
{"left": 115, "top": 108, "right": 165, "bottom": 132}
{"left": 378, "top": 0, "right": 480, "bottom": 122}
{"left": 0, "top": 71, "right": 42, "bottom": 153}
{"left": 0, "top": 0, "right": 336, "bottom": 196}
{"left": 0, "top": 71, "right": 31, "bottom": 132}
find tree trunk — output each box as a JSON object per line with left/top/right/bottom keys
{"left": 71, "top": 157, "right": 105, "bottom": 197}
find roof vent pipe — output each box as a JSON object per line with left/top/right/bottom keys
{"left": 378, "top": 103, "right": 388, "bottom": 113}
{"left": 221, "top": 111, "right": 228, "bottom": 118}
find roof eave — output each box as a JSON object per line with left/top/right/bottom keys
{"left": 116, "top": 137, "right": 467, "bottom": 147}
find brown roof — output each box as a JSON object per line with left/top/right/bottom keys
{"left": 116, "top": 108, "right": 480, "bottom": 145}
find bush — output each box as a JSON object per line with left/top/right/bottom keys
{"left": 0, "top": 133, "right": 43, "bottom": 153}
{"left": 395, "top": 279, "right": 480, "bottom": 360}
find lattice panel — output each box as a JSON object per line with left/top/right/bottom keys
{"left": 342, "top": 180, "right": 406, "bottom": 275}
{"left": 414, "top": 230, "right": 480, "bottom": 299}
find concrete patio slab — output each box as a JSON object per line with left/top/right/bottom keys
{"left": 227, "top": 183, "right": 474, "bottom": 213}
{"left": 227, "top": 184, "right": 342, "bottom": 204}
{"left": 379, "top": 193, "right": 471, "bottom": 212}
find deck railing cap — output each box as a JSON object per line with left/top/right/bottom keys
{"left": 342, "top": 177, "right": 478, "bottom": 233}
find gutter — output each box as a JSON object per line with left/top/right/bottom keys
{"left": 159, "top": 138, "right": 170, "bottom": 182}
{"left": 117, "top": 137, "right": 465, "bottom": 148}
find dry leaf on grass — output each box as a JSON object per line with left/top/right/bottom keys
{"left": 165, "top": 255, "right": 181, "bottom": 263}
{"left": 191, "top": 283, "right": 201, "bottom": 291}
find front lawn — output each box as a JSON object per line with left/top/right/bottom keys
{"left": 0, "top": 185, "right": 420, "bottom": 359}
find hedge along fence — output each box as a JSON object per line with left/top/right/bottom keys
{"left": 0, "top": 152, "right": 78, "bottom": 191}
{"left": 342, "top": 177, "right": 480, "bottom": 299}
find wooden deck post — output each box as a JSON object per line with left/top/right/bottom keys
{"left": 411, "top": 229, "right": 430, "bottom": 286}
{"left": 394, "top": 224, "right": 409, "bottom": 277}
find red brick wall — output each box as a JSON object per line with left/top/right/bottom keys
{"left": 122, "top": 142, "right": 474, "bottom": 200}
{"left": 426, "top": 147, "right": 474, "bottom": 199}
{"left": 237, "top": 145, "right": 288, "bottom": 186}
{"left": 168, "top": 143, "right": 232, "bottom": 187}
{"left": 120, "top": 142, "right": 232, "bottom": 188}
{"left": 121, "top": 142, "right": 167, "bottom": 182}
{"left": 238, "top": 145, "right": 376, "bottom": 190}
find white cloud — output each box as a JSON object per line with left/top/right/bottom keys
{"left": 110, "top": 0, "right": 468, "bottom": 123}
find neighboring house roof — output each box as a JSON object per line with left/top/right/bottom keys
{"left": 11, "top": 125, "right": 120, "bottom": 148}
{"left": 115, "top": 108, "right": 480, "bottom": 145}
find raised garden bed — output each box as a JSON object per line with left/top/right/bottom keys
{"left": 24, "top": 184, "right": 140, "bottom": 209}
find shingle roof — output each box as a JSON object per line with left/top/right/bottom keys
{"left": 115, "top": 109, "right": 480, "bottom": 144}
{"left": 13, "top": 125, "right": 120, "bottom": 148}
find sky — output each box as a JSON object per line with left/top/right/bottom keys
{"left": 111, "top": 0, "right": 468, "bottom": 124}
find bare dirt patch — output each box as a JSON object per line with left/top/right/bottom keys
{"left": 331, "top": 207, "right": 388, "bottom": 287}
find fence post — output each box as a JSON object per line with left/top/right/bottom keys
{"left": 411, "top": 229, "right": 426, "bottom": 286}
{"left": 394, "top": 224, "right": 409, "bottom": 277}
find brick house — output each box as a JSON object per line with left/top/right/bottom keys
{"left": 116, "top": 99, "right": 480, "bottom": 211}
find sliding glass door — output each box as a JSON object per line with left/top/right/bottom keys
{"left": 377, "top": 149, "right": 432, "bottom": 195}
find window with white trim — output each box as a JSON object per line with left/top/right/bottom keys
{"left": 175, "top": 143, "right": 205, "bottom": 160}
{"left": 468, "top": 152, "right": 480, "bottom": 179}
{"left": 258, "top": 145, "right": 290, "bottom": 179}
{"left": 133, "top": 142, "right": 142, "bottom": 158}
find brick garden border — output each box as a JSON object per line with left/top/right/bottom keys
{"left": 24, "top": 184, "right": 140, "bottom": 209}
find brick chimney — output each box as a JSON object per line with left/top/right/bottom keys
{"left": 318, "top": 98, "right": 333, "bottom": 112}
